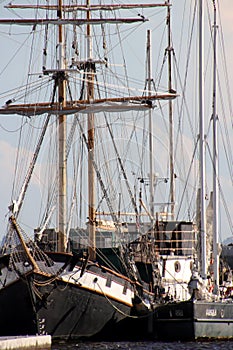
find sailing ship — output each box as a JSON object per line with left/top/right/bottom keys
{"left": 154, "top": 0, "right": 233, "bottom": 340}
{"left": 1, "top": 0, "right": 232, "bottom": 342}
{"left": 0, "top": 0, "right": 180, "bottom": 341}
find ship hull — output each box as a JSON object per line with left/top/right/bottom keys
{"left": 154, "top": 299, "right": 233, "bottom": 340}
{"left": 0, "top": 256, "right": 135, "bottom": 340}
{"left": 37, "top": 267, "right": 133, "bottom": 340}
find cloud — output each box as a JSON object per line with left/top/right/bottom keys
{"left": 0, "top": 140, "right": 15, "bottom": 198}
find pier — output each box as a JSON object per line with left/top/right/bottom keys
{"left": 0, "top": 335, "right": 51, "bottom": 350}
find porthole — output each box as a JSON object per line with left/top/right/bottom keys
{"left": 174, "top": 261, "right": 181, "bottom": 273}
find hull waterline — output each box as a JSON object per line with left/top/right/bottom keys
{"left": 154, "top": 299, "right": 233, "bottom": 340}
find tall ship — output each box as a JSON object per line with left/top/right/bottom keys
{"left": 0, "top": 0, "right": 232, "bottom": 343}
{"left": 0, "top": 0, "right": 178, "bottom": 341}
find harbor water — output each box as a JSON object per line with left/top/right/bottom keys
{"left": 52, "top": 340, "right": 233, "bottom": 350}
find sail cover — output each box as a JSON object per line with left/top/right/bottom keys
{"left": 0, "top": 94, "right": 177, "bottom": 117}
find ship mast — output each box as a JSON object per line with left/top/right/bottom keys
{"left": 167, "top": 0, "right": 175, "bottom": 219}
{"left": 212, "top": 0, "right": 219, "bottom": 292}
{"left": 199, "top": 0, "right": 207, "bottom": 279}
{"left": 147, "top": 30, "right": 154, "bottom": 220}
{"left": 86, "top": 0, "right": 96, "bottom": 260}
{"left": 57, "top": 0, "right": 67, "bottom": 252}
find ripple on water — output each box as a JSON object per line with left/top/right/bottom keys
{"left": 52, "top": 340, "right": 233, "bottom": 350}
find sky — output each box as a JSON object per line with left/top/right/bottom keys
{"left": 0, "top": 0, "right": 233, "bottom": 244}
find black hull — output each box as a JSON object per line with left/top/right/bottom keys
{"left": 154, "top": 299, "right": 233, "bottom": 340}
{"left": 0, "top": 260, "right": 136, "bottom": 340}
{"left": 37, "top": 279, "right": 131, "bottom": 340}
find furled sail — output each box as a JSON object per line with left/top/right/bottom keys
{"left": 0, "top": 93, "right": 177, "bottom": 117}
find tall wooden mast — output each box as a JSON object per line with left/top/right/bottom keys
{"left": 147, "top": 30, "right": 154, "bottom": 220}
{"left": 86, "top": 0, "right": 96, "bottom": 260}
{"left": 57, "top": 0, "right": 67, "bottom": 252}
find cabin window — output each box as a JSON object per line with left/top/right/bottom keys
{"left": 106, "top": 275, "right": 112, "bottom": 288}
{"left": 174, "top": 261, "right": 181, "bottom": 273}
